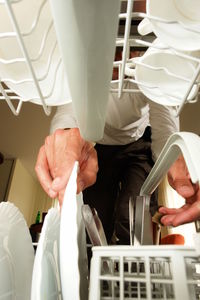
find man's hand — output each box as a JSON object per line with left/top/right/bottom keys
{"left": 159, "top": 155, "right": 200, "bottom": 226}
{"left": 35, "top": 128, "right": 98, "bottom": 206}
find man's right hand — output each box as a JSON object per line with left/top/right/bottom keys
{"left": 159, "top": 155, "right": 200, "bottom": 226}
{"left": 35, "top": 128, "right": 98, "bottom": 206}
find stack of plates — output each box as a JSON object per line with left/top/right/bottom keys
{"left": 0, "top": 163, "right": 87, "bottom": 300}
{"left": 31, "top": 207, "right": 61, "bottom": 300}
{"left": 31, "top": 161, "right": 88, "bottom": 300}
{"left": 0, "top": 202, "right": 34, "bottom": 300}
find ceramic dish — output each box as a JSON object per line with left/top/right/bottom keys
{"left": 0, "top": 0, "right": 71, "bottom": 106}
{"left": 125, "top": 40, "right": 199, "bottom": 106}
{"left": 0, "top": 202, "right": 34, "bottom": 300}
{"left": 138, "top": 0, "right": 200, "bottom": 51}
{"left": 31, "top": 207, "right": 61, "bottom": 300}
{"left": 60, "top": 162, "right": 88, "bottom": 300}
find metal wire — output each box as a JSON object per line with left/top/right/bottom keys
{"left": 0, "top": 0, "right": 199, "bottom": 117}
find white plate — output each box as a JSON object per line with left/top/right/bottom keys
{"left": 0, "top": 202, "right": 34, "bottom": 300}
{"left": 0, "top": 0, "right": 71, "bottom": 106}
{"left": 60, "top": 162, "right": 88, "bottom": 300}
{"left": 146, "top": 0, "right": 200, "bottom": 51}
{"left": 174, "top": 0, "right": 200, "bottom": 22}
{"left": 31, "top": 207, "right": 61, "bottom": 300}
{"left": 134, "top": 40, "right": 199, "bottom": 106}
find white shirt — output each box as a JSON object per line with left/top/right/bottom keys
{"left": 51, "top": 82, "right": 179, "bottom": 160}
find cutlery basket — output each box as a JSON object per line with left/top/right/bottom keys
{"left": 89, "top": 244, "right": 200, "bottom": 300}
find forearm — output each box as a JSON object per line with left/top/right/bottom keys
{"left": 149, "top": 101, "right": 180, "bottom": 160}
{"left": 50, "top": 103, "right": 78, "bottom": 134}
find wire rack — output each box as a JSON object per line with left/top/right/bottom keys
{"left": 0, "top": 0, "right": 62, "bottom": 115}
{"left": 113, "top": 0, "right": 200, "bottom": 116}
{"left": 0, "top": 0, "right": 200, "bottom": 117}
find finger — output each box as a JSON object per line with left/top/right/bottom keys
{"left": 168, "top": 155, "right": 199, "bottom": 198}
{"left": 51, "top": 163, "right": 75, "bottom": 192}
{"left": 45, "top": 129, "right": 68, "bottom": 179}
{"left": 172, "top": 189, "right": 200, "bottom": 226}
{"left": 51, "top": 129, "right": 83, "bottom": 191}
{"left": 172, "top": 202, "right": 200, "bottom": 226}
{"left": 77, "top": 147, "right": 98, "bottom": 193}
{"left": 159, "top": 204, "right": 189, "bottom": 226}
{"left": 44, "top": 134, "right": 56, "bottom": 178}
{"left": 168, "top": 170, "right": 197, "bottom": 198}
{"left": 159, "top": 204, "right": 189, "bottom": 215}
{"left": 171, "top": 179, "right": 197, "bottom": 198}
{"left": 159, "top": 206, "right": 188, "bottom": 226}
{"left": 58, "top": 189, "right": 65, "bottom": 209}
{"left": 35, "top": 146, "right": 57, "bottom": 198}
{"left": 77, "top": 168, "right": 97, "bottom": 194}
{"left": 161, "top": 201, "right": 200, "bottom": 227}
{"left": 160, "top": 214, "right": 177, "bottom": 226}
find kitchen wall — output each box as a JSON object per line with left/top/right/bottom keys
{"left": 0, "top": 101, "right": 56, "bottom": 226}
{"left": 7, "top": 158, "right": 54, "bottom": 226}
{"left": 0, "top": 101, "right": 56, "bottom": 179}
{"left": 180, "top": 99, "right": 200, "bottom": 135}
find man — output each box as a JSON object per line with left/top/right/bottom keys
{"left": 35, "top": 77, "right": 200, "bottom": 245}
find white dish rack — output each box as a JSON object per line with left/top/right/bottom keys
{"left": 89, "top": 244, "right": 200, "bottom": 300}
{"left": 0, "top": 0, "right": 199, "bottom": 117}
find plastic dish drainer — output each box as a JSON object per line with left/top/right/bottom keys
{"left": 89, "top": 245, "right": 200, "bottom": 300}
{"left": 0, "top": 0, "right": 199, "bottom": 118}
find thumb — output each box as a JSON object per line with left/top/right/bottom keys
{"left": 167, "top": 155, "right": 197, "bottom": 198}
{"left": 172, "top": 178, "right": 197, "bottom": 198}
{"left": 51, "top": 166, "right": 74, "bottom": 192}
{"left": 168, "top": 170, "right": 198, "bottom": 199}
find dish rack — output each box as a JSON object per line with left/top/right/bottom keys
{"left": 0, "top": 0, "right": 200, "bottom": 117}
{"left": 0, "top": 0, "right": 61, "bottom": 116}
{"left": 113, "top": 0, "right": 200, "bottom": 116}
{"left": 89, "top": 245, "right": 200, "bottom": 300}
{"left": 88, "top": 131, "right": 200, "bottom": 300}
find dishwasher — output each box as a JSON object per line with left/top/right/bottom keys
{"left": 0, "top": 0, "right": 200, "bottom": 299}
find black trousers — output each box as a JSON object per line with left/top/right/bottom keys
{"left": 83, "top": 126, "right": 157, "bottom": 245}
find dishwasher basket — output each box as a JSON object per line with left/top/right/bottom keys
{"left": 89, "top": 244, "right": 200, "bottom": 300}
